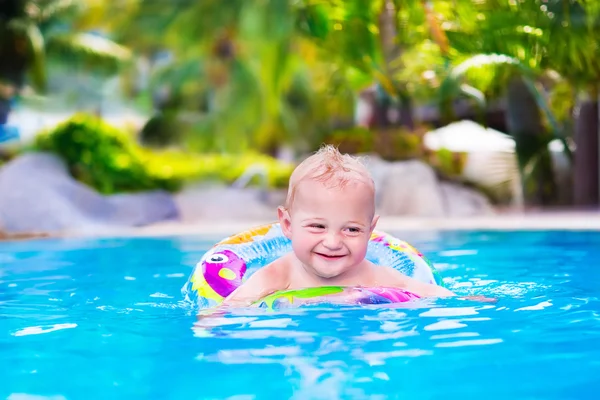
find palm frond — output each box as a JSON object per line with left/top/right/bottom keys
{"left": 520, "top": 76, "right": 573, "bottom": 162}
{"left": 38, "top": 0, "right": 79, "bottom": 21}
{"left": 3, "top": 18, "right": 47, "bottom": 90}
{"left": 450, "top": 54, "right": 529, "bottom": 79}
{"left": 25, "top": 23, "right": 47, "bottom": 91}
{"left": 150, "top": 59, "right": 205, "bottom": 95}
{"left": 47, "top": 32, "right": 131, "bottom": 65}
{"left": 294, "top": 2, "right": 330, "bottom": 40}
{"left": 459, "top": 83, "right": 486, "bottom": 109}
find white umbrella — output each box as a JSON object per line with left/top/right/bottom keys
{"left": 423, "top": 120, "right": 522, "bottom": 205}
{"left": 423, "top": 120, "right": 515, "bottom": 152}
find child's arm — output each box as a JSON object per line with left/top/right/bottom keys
{"left": 383, "top": 268, "right": 497, "bottom": 302}
{"left": 221, "top": 262, "right": 288, "bottom": 307}
{"left": 383, "top": 267, "right": 456, "bottom": 298}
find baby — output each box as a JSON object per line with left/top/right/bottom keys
{"left": 222, "top": 145, "right": 456, "bottom": 307}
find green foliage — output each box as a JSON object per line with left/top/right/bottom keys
{"left": 547, "top": 78, "right": 575, "bottom": 127}
{"left": 0, "top": 0, "right": 131, "bottom": 94}
{"left": 375, "top": 129, "right": 423, "bottom": 161}
{"left": 440, "top": 1, "right": 600, "bottom": 88}
{"left": 425, "top": 148, "right": 467, "bottom": 178}
{"left": 324, "top": 127, "right": 374, "bottom": 154}
{"left": 109, "top": 0, "right": 445, "bottom": 153}
{"left": 35, "top": 113, "right": 176, "bottom": 193}
{"left": 427, "top": 0, "right": 600, "bottom": 205}
{"left": 34, "top": 114, "right": 294, "bottom": 194}
{"left": 325, "top": 126, "right": 426, "bottom": 161}
{"left": 139, "top": 111, "right": 184, "bottom": 148}
{"left": 323, "top": 125, "right": 465, "bottom": 177}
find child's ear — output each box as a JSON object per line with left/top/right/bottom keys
{"left": 370, "top": 214, "right": 380, "bottom": 233}
{"left": 278, "top": 206, "right": 292, "bottom": 238}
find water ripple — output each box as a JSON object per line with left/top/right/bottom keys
{"left": 12, "top": 323, "right": 77, "bottom": 337}
{"left": 2, "top": 231, "right": 600, "bottom": 399}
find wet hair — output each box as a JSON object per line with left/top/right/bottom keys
{"left": 284, "top": 144, "right": 375, "bottom": 209}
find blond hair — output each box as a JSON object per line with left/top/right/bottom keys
{"left": 284, "top": 144, "right": 375, "bottom": 209}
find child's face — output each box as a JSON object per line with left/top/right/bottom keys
{"left": 278, "top": 178, "right": 378, "bottom": 280}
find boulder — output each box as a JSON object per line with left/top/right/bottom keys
{"left": 439, "top": 181, "right": 495, "bottom": 216}
{"left": 0, "top": 152, "right": 178, "bottom": 234}
{"left": 174, "top": 185, "right": 276, "bottom": 221}
{"left": 173, "top": 156, "right": 495, "bottom": 221}
{"left": 364, "top": 155, "right": 494, "bottom": 217}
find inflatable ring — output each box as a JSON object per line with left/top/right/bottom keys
{"left": 182, "top": 222, "right": 444, "bottom": 309}
{"left": 255, "top": 286, "right": 421, "bottom": 309}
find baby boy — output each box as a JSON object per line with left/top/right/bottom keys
{"left": 223, "top": 145, "right": 456, "bottom": 306}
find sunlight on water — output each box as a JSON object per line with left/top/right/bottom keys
{"left": 12, "top": 323, "right": 78, "bottom": 337}
{"left": 1, "top": 231, "right": 600, "bottom": 399}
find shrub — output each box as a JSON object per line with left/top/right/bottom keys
{"left": 34, "top": 113, "right": 293, "bottom": 194}
{"left": 323, "top": 127, "right": 374, "bottom": 154}
{"left": 322, "top": 124, "right": 467, "bottom": 178}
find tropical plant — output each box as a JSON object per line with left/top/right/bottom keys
{"left": 34, "top": 113, "right": 294, "bottom": 194}
{"left": 296, "top": 0, "right": 451, "bottom": 130}
{"left": 0, "top": 0, "right": 131, "bottom": 125}
{"left": 106, "top": 0, "right": 455, "bottom": 154}
{"left": 108, "top": 1, "right": 321, "bottom": 154}
{"left": 426, "top": 0, "right": 600, "bottom": 206}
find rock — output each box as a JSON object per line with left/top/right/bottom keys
{"left": 171, "top": 155, "right": 494, "bottom": 222}
{"left": 174, "top": 185, "right": 277, "bottom": 221}
{"left": 364, "top": 155, "right": 494, "bottom": 217}
{"left": 0, "top": 152, "right": 178, "bottom": 234}
{"left": 375, "top": 159, "right": 446, "bottom": 217}
{"left": 439, "top": 182, "right": 495, "bottom": 216}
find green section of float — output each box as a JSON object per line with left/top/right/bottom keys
{"left": 256, "top": 286, "right": 345, "bottom": 308}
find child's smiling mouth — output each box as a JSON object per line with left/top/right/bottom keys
{"left": 315, "top": 252, "right": 346, "bottom": 260}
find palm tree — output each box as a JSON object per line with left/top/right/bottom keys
{"left": 430, "top": 0, "right": 600, "bottom": 207}
{"left": 112, "top": 0, "right": 313, "bottom": 153}
{"left": 111, "top": 0, "right": 448, "bottom": 153}
{"left": 0, "top": 0, "right": 130, "bottom": 127}
{"left": 297, "top": 0, "right": 440, "bottom": 130}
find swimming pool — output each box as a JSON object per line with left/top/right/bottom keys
{"left": 1, "top": 229, "right": 599, "bottom": 399}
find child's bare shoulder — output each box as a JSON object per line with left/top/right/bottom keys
{"left": 374, "top": 265, "right": 455, "bottom": 297}
{"left": 373, "top": 265, "right": 406, "bottom": 281}
{"left": 222, "top": 254, "right": 293, "bottom": 306}
{"left": 373, "top": 265, "right": 423, "bottom": 288}
{"left": 252, "top": 254, "right": 291, "bottom": 282}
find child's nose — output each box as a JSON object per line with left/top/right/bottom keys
{"left": 323, "top": 232, "right": 343, "bottom": 249}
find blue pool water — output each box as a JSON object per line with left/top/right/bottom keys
{"left": 1, "top": 230, "right": 600, "bottom": 399}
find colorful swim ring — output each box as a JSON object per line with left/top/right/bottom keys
{"left": 182, "top": 222, "right": 444, "bottom": 309}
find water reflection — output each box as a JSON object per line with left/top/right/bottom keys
{"left": 188, "top": 300, "right": 515, "bottom": 399}
{"left": 3, "top": 230, "right": 600, "bottom": 399}
{"left": 191, "top": 300, "right": 505, "bottom": 353}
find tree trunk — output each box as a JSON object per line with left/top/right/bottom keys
{"left": 374, "top": 0, "right": 415, "bottom": 131}
{"left": 0, "top": 97, "right": 10, "bottom": 125}
{"left": 398, "top": 91, "right": 415, "bottom": 130}
{"left": 573, "top": 95, "right": 599, "bottom": 207}
{"left": 506, "top": 75, "right": 557, "bottom": 206}
{"left": 378, "top": 0, "right": 399, "bottom": 69}
{"left": 373, "top": 90, "right": 391, "bottom": 129}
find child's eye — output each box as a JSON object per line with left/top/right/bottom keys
{"left": 346, "top": 227, "right": 361, "bottom": 234}
{"left": 306, "top": 224, "right": 326, "bottom": 231}
{"left": 309, "top": 224, "right": 325, "bottom": 229}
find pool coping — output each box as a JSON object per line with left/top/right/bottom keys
{"left": 101, "top": 211, "right": 600, "bottom": 238}
{"left": 2, "top": 211, "right": 599, "bottom": 241}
